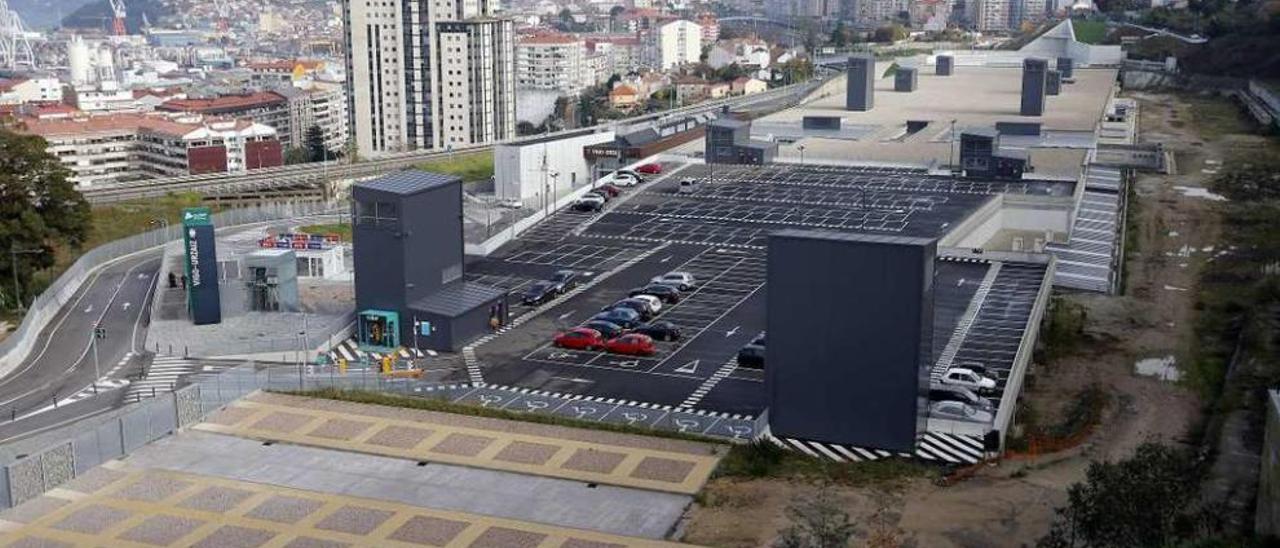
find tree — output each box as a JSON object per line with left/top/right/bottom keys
{"left": 873, "top": 24, "right": 908, "bottom": 43}
{"left": 284, "top": 147, "right": 309, "bottom": 165}
{"left": 774, "top": 485, "right": 857, "bottom": 548}
{"left": 304, "top": 125, "right": 328, "bottom": 163}
{"left": 0, "top": 129, "right": 90, "bottom": 310}
{"left": 1038, "top": 442, "right": 1216, "bottom": 548}
{"left": 558, "top": 8, "right": 574, "bottom": 25}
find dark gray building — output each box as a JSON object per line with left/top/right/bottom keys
{"left": 846, "top": 54, "right": 875, "bottom": 111}
{"left": 352, "top": 171, "right": 507, "bottom": 352}
{"left": 1046, "top": 69, "right": 1062, "bottom": 96}
{"left": 960, "top": 129, "right": 1026, "bottom": 180}
{"left": 765, "top": 230, "right": 935, "bottom": 452}
{"left": 1020, "top": 57, "right": 1048, "bottom": 116}
{"left": 894, "top": 67, "right": 918, "bottom": 92}
{"left": 1057, "top": 56, "right": 1074, "bottom": 79}
{"left": 705, "top": 118, "right": 777, "bottom": 165}
{"left": 936, "top": 55, "right": 953, "bottom": 76}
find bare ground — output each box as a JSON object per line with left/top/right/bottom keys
{"left": 681, "top": 90, "right": 1240, "bottom": 547}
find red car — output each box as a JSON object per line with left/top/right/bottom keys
{"left": 635, "top": 163, "right": 663, "bottom": 174}
{"left": 554, "top": 328, "right": 604, "bottom": 350}
{"left": 603, "top": 333, "right": 656, "bottom": 356}
{"left": 597, "top": 183, "right": 622, "bottom": 197}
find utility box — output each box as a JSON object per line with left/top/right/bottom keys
{"left": 846, "top": 54, "right": 875, "bottom": 111}
{"left": 894, "top": 67, "right": 918, "bottom": 92}
{"left": 1057, "top": 56, "right": 1074, "bottom": 79}
{"left": 802, "top": 116, "right": 842, "bottom": 130}
{"left": 1046, "top": 70, "right": 1062, "bottom": 96}
{"left": 766, "top": 230, "right": 936, "bottom": 452}
{"left": 936, "top": 54, "right": 953, "bottom": 76}
{"left": 1020, "top": 57, "right": 1048, "bottom": 117}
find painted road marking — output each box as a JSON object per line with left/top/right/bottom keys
{"left": 675, "top": 360, "right": 699, "bottom": 374}
{"left": 558, "top": 310, "right": 576, "bottom": 320}
{"left": 724, "top": 326, "right": 739, "bottom": 337}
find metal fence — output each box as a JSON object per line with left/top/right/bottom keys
{"left": 0, "top": 202, "right": 334, "bottom": 377}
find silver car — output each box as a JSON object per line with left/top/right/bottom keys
{"left": 651, "top": 271, "right": 696, "bottom": 291}
{"left": 929, "top": 400, "right": 994, "bottom": 423}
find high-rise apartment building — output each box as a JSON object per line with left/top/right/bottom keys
{"left": 651, "top": 20, "right": 701, "bottom": 71}
{"left": 516, "top": 33, "right": 590, "bottom": 95}
{"left": 970, "top": 0, "right": 1009, "bottom": 31}
{"left": 343, "top": 0, "right": 516, "bottom": 157}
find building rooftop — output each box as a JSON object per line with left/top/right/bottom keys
{"left": 356, "top": 170, "right": 461, "bottom": 196}
{"left": 409, "top": 282, "right": 507, "bottom": 318}
{"left": 519, "top": 33, "right": 582, "bottom": 45}
{"left": 158, "top": 91, "right": 286, "bottom": 114}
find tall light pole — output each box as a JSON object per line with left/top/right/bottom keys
{"left": 797, "top": 144, "right": 806, "bottom": 165}
{"left": 9, "top": 243, "right": 42, "bottom": 312}
{"left": 949, "top": 119, "right": 957, "bottom": 176}
{"left": 548, "top": 171, "right": 560, "bottom": 213}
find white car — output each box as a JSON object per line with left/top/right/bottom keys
{"left": 678, "top": 178, "right": 696, "bottom": 194}
{"left": 651, "top": 271, "right": 697, "bottom": 291}
{"left": 630, "top": 294, "right": 663, "bottom": 314}
{"left": 611, "top": 173, "right": 640, "bottom": 187}
{"left": 929, "top": 400, "right": 994, "bottom": 423}
{"left": 939, "top": 367, "right": 997, "bottom": 393}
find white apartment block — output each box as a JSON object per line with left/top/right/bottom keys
{"left": 653, "top": 20, "right": 701, "bottom": 71}
{"left": 343, "top": 0, "right": 516, "bottom": 157}
{"left": 516, "top": 34, "right": 590, "bottom": 95}
{"left": 0, "top": 77, "right": 62, "bottom": 105}
{"left": 1009, "top": 0, "right": 1047, "bottom": 29}
{"left": 971, "top": 0, "right": 1010, "bottom": 31}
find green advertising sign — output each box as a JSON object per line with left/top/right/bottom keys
{"left": 181, "top": 207, "right": 212, "bottom": 227}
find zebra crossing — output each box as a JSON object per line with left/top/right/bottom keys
{"left": 125, "top": 355, "right": 200, "bottom": 401}
{"left": 327, "top": 339, "right": 430, "bottom": 365}
{"left": 761, "top": 429, "right": 989, "bottom": 465}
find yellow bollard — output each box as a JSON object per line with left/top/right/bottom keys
{"left": 338, "top": 358, "right": 347, "bottom": 375}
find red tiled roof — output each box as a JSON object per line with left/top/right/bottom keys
{"left": 0, "top": 78, "right": 28, "bottom": 92}
{"left": 610, "top": 84, "right": 638, "bottom": 97}
{"left": 520, "top": 33, "right": 581, "bottom": 45}
{"left": 158, "top": 91, "right": 286, "bottom": 114}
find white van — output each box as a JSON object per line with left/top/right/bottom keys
{"left": 678, "top": 178, "right": 696, "bottom": 194}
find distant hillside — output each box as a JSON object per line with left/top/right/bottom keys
{"left": 7, "top": 0, "right": 97, "bottom": 29}
{"left": 61, "top": 0, "right": 171, "bottom": 34}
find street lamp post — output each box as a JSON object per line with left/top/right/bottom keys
{"left": 9, "top": 243, "right": 42, "bottom": 312}
{"left": 949, "top": 119, "right": 957, "bottom": 176}
{"left": 548, "top": 171, "right": 560, "bottom": 213}
{"left": 798, "top": 144, "right": 806, "bottom": 165}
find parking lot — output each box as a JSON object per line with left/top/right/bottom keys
{"left": 459, "top": 163, "right": 1051, "bottom": 423}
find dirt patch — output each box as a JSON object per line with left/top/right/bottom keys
{"left": 683, "top": 90, "right": 1225, "bottom": 547}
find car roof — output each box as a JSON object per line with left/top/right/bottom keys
{"left": 946, "top": 367, "right": 976, "bottom": 375}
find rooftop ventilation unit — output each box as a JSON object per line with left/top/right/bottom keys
{"left": 1020, "top": 57, "right": 1048, "bottom": 117}
{"left": 936, "top": 55, "right": 953, "bottom": 76}
{"left": 846, "top": 54, "right": 875, "bottom": 111}
{"left": 895, "top": 67, "right": 918, "bottom": 92}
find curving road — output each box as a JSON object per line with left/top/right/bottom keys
{"left": 0, "top": 250, "right": 161, "bottom": 442}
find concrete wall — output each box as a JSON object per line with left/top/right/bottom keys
{"left": 494, "top": 131, "right": 615, "bottom": 204}
{"left": 1258, "top": 390, "right": 1280, "bottom": 536}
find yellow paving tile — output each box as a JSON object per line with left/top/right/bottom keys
{"left": 194, "top": 397, "right": 721, "bottom": 495}
{"left": 1, "top": 466, "right": 697, "bottom": 548}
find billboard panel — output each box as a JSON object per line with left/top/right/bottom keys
{"left": 182, "top": 208, "right": 221, "bottom": 325}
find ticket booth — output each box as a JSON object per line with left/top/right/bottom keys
{"left": 358, "top": 310, "right": 399, "bottom": 350}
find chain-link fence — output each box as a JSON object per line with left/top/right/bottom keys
{"left": 0, "top": 202, "right": 335, "bottom": 377}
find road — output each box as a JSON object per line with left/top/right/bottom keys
{"left": 0, "top": 250, "right": 161, "bottom": 441}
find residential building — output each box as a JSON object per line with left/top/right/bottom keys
{"left": 731, "top": 76, "right": 768, "bottom": 95}
{"left": 971, "top": 0, "right": 1010, "bottom": 31}
{"left": 71, "top": 84, "right": 142, "bottom": 113}
{"left": 708, "top": 81, "right": 731, "bottom": 99}
{"left": 696, "top": 13, "right": 720, "bottom": 43}
{"left": 586, "top": 35, "right": 642, "bottom": 76}
{"left": 516, "top": 33, "right": 590, "bottom": 95}
{"left": 247, "top": 59, "right": 326, "bottom": 87}
{"left": 674, "top": 76, "right": 709, "bottom": 101}
{"left": 343, "top": 0, "right": 517, "bottom": 157}
{"left": 157, "top": 91, "right": 294, "bottom": 147}
{"left": 609, "top": 84, "right": 640, "bottom": 109}
{"left": 766, "top": 0, "right": 841, "bottom": 19}
{"left": 707, "top": 38, "right": 772, "bottom": 70}
{"left": 652, "top": 20, "right": 702, "bottom": 70}
{"left": 1010, "top": 0, "right": 1047, "bottom": 29}
{"left": 15, "top": 113, "right": 282, "bottom": 188}
{"left": 0, "top": 77, "right": 62, "bottom": 105}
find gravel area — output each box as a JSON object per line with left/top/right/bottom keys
{"left": 307, "top": 418, "right": 375, "bottom": 441}
{"left": 365, "top": 425, "right": 435, "bottom": 449}
{"left": 313, "top": 505, "right": 394, "bottom": 535}
{"left": 561, "top": 449, "right": 626, "bottom": 474}
{"left": 561, "top": 539, "right": 628, "bottom": 548}
{"left": 251, "top": 411, "right": 315, "bottom": 433}
{"left": 7, "top": 535, "right": 74, "bottom": 548}
{"left": 190, "top": 525, "right": 277, "bottom": 548}
{"left": 117, "top": 514, "right": 205, "bottom": 545}
{"left": 629, "top": 456, "right": 696, "bottom": 484}
{"left": 429, "top": 433, "right": 496, "bottom": 457}
{"left": 386, "top": 515, "right": 471, "bottom": 546}
{"left": 113, "top": 475, "right": 194, "bottom": 502}
{"left": 248, "top": 392, "right": 720, "bottom": 457}
{"left": 243, "top": 495, "right": 325, "bottom": 524}
{"left": 493, "top": 441, "right": 560, "bottom": 465}
{"left": 50, "top": 504, "right": 132, "bottom": 534}
{"left": 468, "top": 526, "right": 548, "bottom": 548}
{"left": 177, "top": 485, "right": 258, "bottom": 513}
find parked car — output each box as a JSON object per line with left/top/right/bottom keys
{"left": 611, "top": 173, "right": 640, "bottom": 187}
{"left": 596, "top": 183, "right": 622, "bottom": 198}
{"left": 636, "top": 163, "right": 663, "bottom": 174}
{"left": 592, "top": 308, "right": 642, "bottom": 329}
{"left": 585, "top": 190, "right": 610, "bottom": 202}
{"left": 929, "top": 385, "right": 993, "bottom": 410}
{"left": 651, "top": 271, "right": 697, "bottom": 291}
{"left": 604, "top": 334, "right": 657, "bottom": 356}
{"left": 737, "top": 334, "right": 766, "bottom": 368}
{"left": 929, "top": 400, "right": 994, "bottom": 423}
{"left": 553, "top": 328, "right": 604, "bottom": 350}
{"left": 603, "top": 298, "right": 655, "bottom": 321}
{"left": 613, "top": 169, "right": 644, "bottom": 181}
{"left": 582, "top": 320, "right": 625, "bottom": 339}
{"left": 521, "top": 281, "right": 559, "bottom": 306}
{"left": 631, "top": 321, "right": 682, "bottom": 341}
{"left": 678, "top": 178, "right": 696, "bottom": 194}
{"left": 572, "top": 197, "right": 604, "bottom": 212}
{"left": 629, "top": 283, "right": 682, "bottom": 303}
{"left": 548, "top": 270, "right": 580, "bottom": 293}
{"left": 954, "top": 361, "right": 990, "bottom": 378}
{"left": 629, "top": 294, "right": 663, "bottom": 314}
{"left": 939, "top": 367, "right": 997, "bottom": 393}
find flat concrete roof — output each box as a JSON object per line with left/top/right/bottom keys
{"left": 765, "top": 65, "right": 1118, "bottom": 133}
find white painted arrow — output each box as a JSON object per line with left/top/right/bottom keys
{"left": 557, "top": 310, "right": 576, "bottom": 320}
{"left": 122, "top": 302, "right": 131, "bottom": 311}
{"left": 84, "top": 305, "right": 93, "bottom": 313}
{"left": 659, "top": 256, "right": 672, "bottom": 263}
{"left": 724, "top": 326, "right": 739, "bottom": 337}
{"left": 675, "top": 359, "right": 700, "bottom": 374}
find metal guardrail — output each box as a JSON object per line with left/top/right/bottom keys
{"left": 81, "top": 79, "right": 822, "bottom": 204}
